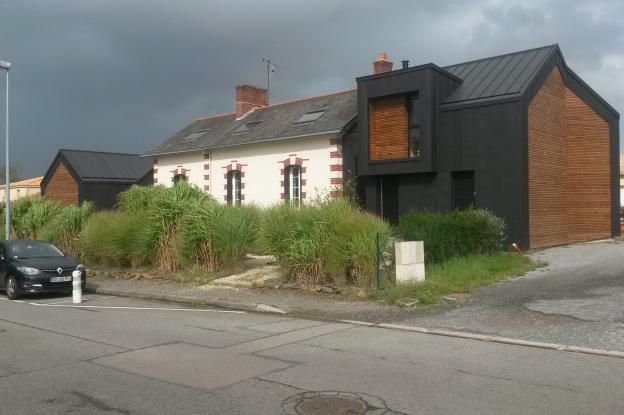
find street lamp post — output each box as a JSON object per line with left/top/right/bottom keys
{"left": 1, "top": 60, "right": 11, "bottom": 240}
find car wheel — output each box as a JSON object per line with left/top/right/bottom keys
{"left": 6, "top": 276, "right": 20, "bottom": 300}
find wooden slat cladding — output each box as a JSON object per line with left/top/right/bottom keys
{"left": 564, "top": 88, "right": 611, "bottom": 243}
{"left": 44, "top": 161, "right": 78, "bottom": 205}
{"left": 369, "top": 95, "right": 408, "bottom": 160}
{"left": 528, "top": 68, "right": 568, "bottom": 248}
{"left": 528, "top": 67, "right": 612, "bottom": 248}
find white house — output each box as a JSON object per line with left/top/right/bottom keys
{"left": 0, "top": 177, "right": 42, "bottom": 202}
{"left": 147, "top": 85, "right": 356, "bottom": 206}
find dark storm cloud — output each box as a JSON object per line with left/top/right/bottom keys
{"left": 0, "top": 0, "right": 622, "bottom": 176}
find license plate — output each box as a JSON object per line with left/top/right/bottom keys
{"left": 50, "top": 276, "right": 72, "bottom": 283}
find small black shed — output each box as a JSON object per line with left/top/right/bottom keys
{"left": 41, "top": 149, "right": 153, "bottom": 209}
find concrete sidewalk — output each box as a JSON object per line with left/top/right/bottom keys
{"left": 86, "top": 276, "right": 416, "bottom": 322}
{"left": 87, "top": 239, "right": 624, "bottom": 353}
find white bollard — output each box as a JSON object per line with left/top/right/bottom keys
{"left": 72, "top": 270, "right": 82, "bottom": 304}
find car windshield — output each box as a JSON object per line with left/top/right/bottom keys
{"left": 7, "top": 241, "right": 65, "bottom": 259}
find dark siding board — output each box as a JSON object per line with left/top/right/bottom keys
{"left": 80, "top": 182, "right": 136, "bottom": 210}
{"left": 396, "top": 173, "right": 450, "bottom": 217}
{"left": 443, "top": 101, "right": 526, "bottom": 247}
{"left": 342, "top": 126, "right": 359, "bottom": 178}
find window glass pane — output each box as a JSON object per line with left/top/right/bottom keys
{"left": 409, "top": 94, "right": 420, "bottom": 128}
{"left": 235, "top": 121, "right": 262, "bottom": 133}
{"left": 181, "top": 129, "right": 210, "bottom": 142}
{"left": 227, "top": 170, "right": 242, "bottom": 205}
{"left": 293, "top": 110, "right": 326, "bottom": 124}
{"left": 173, "top": 174, "right": 187, "bottom": 184}
{"left": 288, "top": 166, "right": 301, "bottom": 206}
{"left": 408, "top": 92, "right": 421, "bottom": 160}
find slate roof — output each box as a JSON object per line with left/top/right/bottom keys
{"left": 147, "top": 89, "right": 357, "bottom": 156}
{"left": 52, "top": 149, "right": 153, "bottom": 183}
{"left": 442, "top": 45, "right": 558, "bottom": 106}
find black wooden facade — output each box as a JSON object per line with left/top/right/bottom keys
{"left": 345, "top": 45, "right": 620, "bottom": 249}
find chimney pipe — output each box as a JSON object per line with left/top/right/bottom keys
{"left": 402, "top": 60, "right": 409, "bottom": 69}
{"left": 235, "top": 84, "right": 267, "bottom": 118}
{"left": 373, "top": 52, "right": 394, "bottom": 74}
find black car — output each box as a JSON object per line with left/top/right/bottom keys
{"left": 0, "top": 240, "right": 86, "bottom": 300}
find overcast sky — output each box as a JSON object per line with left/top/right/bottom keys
{"left": 1, "top": 0, "right": 622, "bottom": 177}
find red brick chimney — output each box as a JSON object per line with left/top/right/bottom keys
{"left": 373, "top": 52, "right": 393, "bottom": 74}
{"left": 236, "top": 84, "right": 268, "bottom": 118}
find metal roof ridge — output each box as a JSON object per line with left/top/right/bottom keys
{"left": 59, "top": 148, "right": 144, "bottom": 157}
{"left": 443, "top": 44, "right": 558, "bottom": 70}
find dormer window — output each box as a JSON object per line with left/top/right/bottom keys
{"left": 182, "top": 129, "right": 210, "bottom": 142}
{"left": 294, "top": 110, "right": 326, "bottom": 124}
{"left": 235, "top": 121, "right": 262, "bottom": 133}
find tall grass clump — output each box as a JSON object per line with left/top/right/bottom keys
{"left": 326, "top": 211, "right": 390, "bottom": 287}
{"left": 395, "top": 209, "right": 506, "bottom": 263}
{"left": 124, "top": 182, "right": 211, "bottom": 271}
{"left": 39, "top": 202, "right": 94, "bottom": 258}
{"left": 179, "top": 200, "right": 260, "bottom": 272}
{"left": 117, "top": 184, "right": 167, "bottom": 214}
{"left": 17, "top": 196, "right": 63, "bottom": 239}
{"left": 259, "top": 198, "right": 389, "bottom": 286}
{"left": 79, "top": 211, "right": 149, "bottom": 267}
{"left": 8, "top": 196, "right": 35, "bottom": 239}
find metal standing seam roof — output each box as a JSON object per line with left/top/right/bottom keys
{"left": 58, "top": 149, "right": 153, "bottom": 183}
{"left": 442, "top": 45, "right": 558, "bottom": 106}
{"left": 147, "top": 89, "right": 357, "bottom": 156}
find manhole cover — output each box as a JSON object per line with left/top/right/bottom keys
{"left": 282, "top": 391, "right": 393, "bottom": 415}
{"left": 296, "top": 395, "right": 367, "bottom": 415}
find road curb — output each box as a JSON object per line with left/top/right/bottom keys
{"left": 86, "top": 286, "right": 624, "bottom": 360}
{"left": 354, "top": 322, "right": 624, "bottom": 360}
{"left": 86, "top": 286, "right": 287, "bottom": 315}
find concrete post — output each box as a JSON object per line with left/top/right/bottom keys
{"left": 395, "top": 241, "right": 425, "bottom": 283}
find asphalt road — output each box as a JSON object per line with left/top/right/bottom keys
{"left": 394, "top": 240, "right": 624, "bottom": 351}
{"left": 1, "top": 293, "right": 624, "bottom": 414}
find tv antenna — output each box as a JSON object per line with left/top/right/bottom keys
{"left": 262, "top": 58, "right": 281, "bottom": 103}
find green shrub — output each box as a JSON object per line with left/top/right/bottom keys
{"left": 395, "top": 209, "right": 506, "bottom": 263}
{"left": 79, "top": 211, "right": 149, "bottom": 267}
{"left": 39, "top": 202, "right": 94, "bottom": 257}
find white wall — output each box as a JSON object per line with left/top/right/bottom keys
{"left": 154, "top": 133, "right": 343, "bottom": 206}
{"left": 153, "top": 151, "right": 209, "bottom": 192}
{"left": 0, "top": 186, "right": 40, "bottom": 202}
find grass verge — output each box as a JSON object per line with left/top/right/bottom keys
{"left": 369, "top": 253, "right": 545, "bottom": 305}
